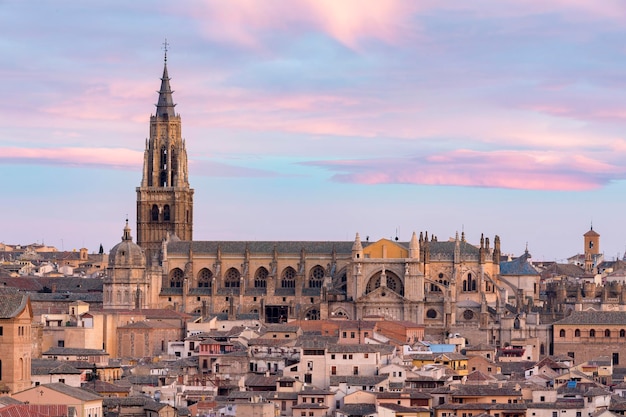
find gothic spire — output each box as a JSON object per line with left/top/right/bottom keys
{"left": 156, "top": 39, "right": 176, "bottom": 118}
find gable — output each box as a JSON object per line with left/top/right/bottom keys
{"left": 363, "top": 239, "right": 408, "bottom": 259}
{"left": 356, "top": 286, "right": 406, "bottom": 303}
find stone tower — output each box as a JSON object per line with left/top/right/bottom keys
{"left": 136, "top": 50, "right": 194, "bottom": 264}
{"left": 584, "top": 225, "right": 600, "bottom": 274}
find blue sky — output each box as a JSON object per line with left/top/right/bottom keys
{"left": 2, "top": 1, "right": 626, "bottom": 261}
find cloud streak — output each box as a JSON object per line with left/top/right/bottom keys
{"left": 0, "top": 147, "right": 143, "bottom": 170}
{"left": 306, "top": 149, "right": 626, "bottom": 191}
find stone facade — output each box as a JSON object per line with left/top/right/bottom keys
{"left": 0, "top": 288, "right": 32, "bottom": 394}
{"left": 107, "top": 58, "right": 551, "bottom": 351}
{"left": 552, "top": 310, "right": 626, "bottom": 365}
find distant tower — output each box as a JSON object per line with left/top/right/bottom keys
{"left": 136, "top": 44, "right": 194, "bottom": 263}
{"left": 584, "top": 225, "right": 600, "bottom": 256}
{"left": 584, "top": 225, "right": 600, "bottom": 274}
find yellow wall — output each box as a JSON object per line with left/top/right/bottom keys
{"left": 364, "top": 239, "right": 408, "bottom": 259}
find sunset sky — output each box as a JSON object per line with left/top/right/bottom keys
{"left": 3, "top": 1, "right": 626, "bottom": 261}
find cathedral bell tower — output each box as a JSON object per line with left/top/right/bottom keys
{"left": 136, "top": 46, "right": 194, "bottom": 263}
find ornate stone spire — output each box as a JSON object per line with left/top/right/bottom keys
{"left": 409, "top": 231, "right": 420, "bottom": 259}
{"left": 156, "top": 39, "right": 176, "bottom": 118}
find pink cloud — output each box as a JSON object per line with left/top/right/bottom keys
{"left": 306, "top": 149, "right": 626, "bottom": 191}
{"left": 177, "top": 0, "right": 419, "bottom": 50}
{"left": 0, "top": 147, "right": 143, "bottom": 170}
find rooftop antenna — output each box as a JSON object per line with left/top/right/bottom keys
{"left": 395, "top": 227, "right": 399, "bottom": 241}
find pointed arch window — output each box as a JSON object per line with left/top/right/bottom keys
{"left": 463, "top": 273, "right": 477, "bottom": 292}
{"left": 224, "top": 268, "right": 241, "bottom": 288}
{"left": 559, "top": 329, "right": 565, "bottom": 338}
{"left": 281, "top": 267, "right": 296, "bottom": 288}
{"left": 305, "top": 308, "right": 320, "bottom": 320}
{"left": 254, "top": 267, "right": 268, "bottom": 288}
{"left": 430, "top": 273, "right": 448, "bottom": 292}
{"left": 620, "top": 329, "right": 625, "bottom": 338}
{"left": 151, "top": 205, "right": 159, "bottom": 222}
{"left": 309, "top": 265, "right": 325, "bottom": 288}
{"left": 169, "top": 268, "right": 184, "bottom": 288}
{"left": 605, "top": 329, "right": 611, "bottom": 338}
{"left": 197, "top": 269, "right": 213, "bottom": 288}
{"left": 163, "top": 205, "right": 171, "bottom": 221}
{"left": 170, "top": 147, "right": 177, "bottom": 185}
{"left": 590, "top": 329, "right": 596, "bottom": 338}
{"left": 575, "top": 329, "right": 581, "bottom": 337}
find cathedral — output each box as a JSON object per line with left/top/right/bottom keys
{"left": 104, "top": 55, "right": 532, "bottom": 343}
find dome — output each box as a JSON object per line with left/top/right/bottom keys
{"left": 108, "top": 221, "right": 146, "bottom": 268}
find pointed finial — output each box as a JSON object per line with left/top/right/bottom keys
{"left": 162, "top": 38, "right": 169, "bottom": 64}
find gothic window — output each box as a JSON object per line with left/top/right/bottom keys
{"left": 254, "top": 267, "right": 268, "bottom": 288}
{"left": 463, "top": 273, "right": 476, "bottom": 292}
{"left": 305, "top": 308, "right": 320, "bottom": 321}
{"left": 160, "top": 146, "right": 167, "bottom": 170}
{"left": 170, "top": 147, "right": 177, "bottom": 185}
{"left": 169, "top": 268, "right": 184, "bottom": 288}
{"left": 559, "top": 329, "right": 565, "bottom": 338}
{"left": 575, "top": 329, "right": 581, "bottom": 337}
{"left": 426, "top": 309, "right": 437, "bottom": 319}
{"left": 163, "top": 205, "right": 170, "bottom": 221}
{"left": 281, "top": 267, "right": 296, "bottom": 288}
{"left": 463, "top": 310, "right": 474, "bottom": 320}
{"left": 309, "top": 265, "right": 325, "bottom": 288}
{"left": 605, "top": 329, "right": 611, "bottom": 338}
{"left": 365, "top": 271, "right": 404, "bottom": 296}
{"left": 197, "top": 268, "right": 213, "bottom": 288}
{"left": 160, "top": 171, "right": 167, "bottom": 187}
{"left": 151, "top": 205, "right": 159, "bottom": 222}
{"left": 224, "top": 268, "right": 241, "bottom": 287}
{"left": 590, "top": 329, "right": 596, "bottom": 338}
{"left": 430, "top": 273, "right": 448, "bottom": 292}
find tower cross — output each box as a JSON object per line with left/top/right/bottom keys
{"left": 162, "top": 39, "right": 169, "bottom": 63}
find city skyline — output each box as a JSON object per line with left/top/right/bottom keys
{"left": 3, "top": 1, "right": 626, "bottom": 261}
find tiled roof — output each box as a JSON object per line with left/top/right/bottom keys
{"left": 0, "top": 288, "right": 28, "bottom": 318}
{"left": 167, "top": 241, "right": 356, "bottom": 255}
{"left": 500, "top": 251, "right": 539, "bottom": 276}
{"left": 245, "top": 374, "right": 278, "bottom": 387}
{"left": 379, "top": 403, "right": 428, "bottom": 413}
{"left": 49, "top": 363, "right": 82, "bottom": 375}
{"left": 337, "top": 404, "right": 377, "bottom": 416}
{"left": 555, "top": 311, "right": 626, "bottom": 325}
{"left": 43, "top": 347, "right": 108, "bottom": 356}
{"left": 434, "top": 403, "right": 527, "bottom": 411}
{"left": 0, "top": 404, "right": 68, "bottom": 417}
{"left": 43, "top": 383, "right": 103, "bottom": 401}
{"left": 86, "top": 381, "right": 130, "bottom": 394}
